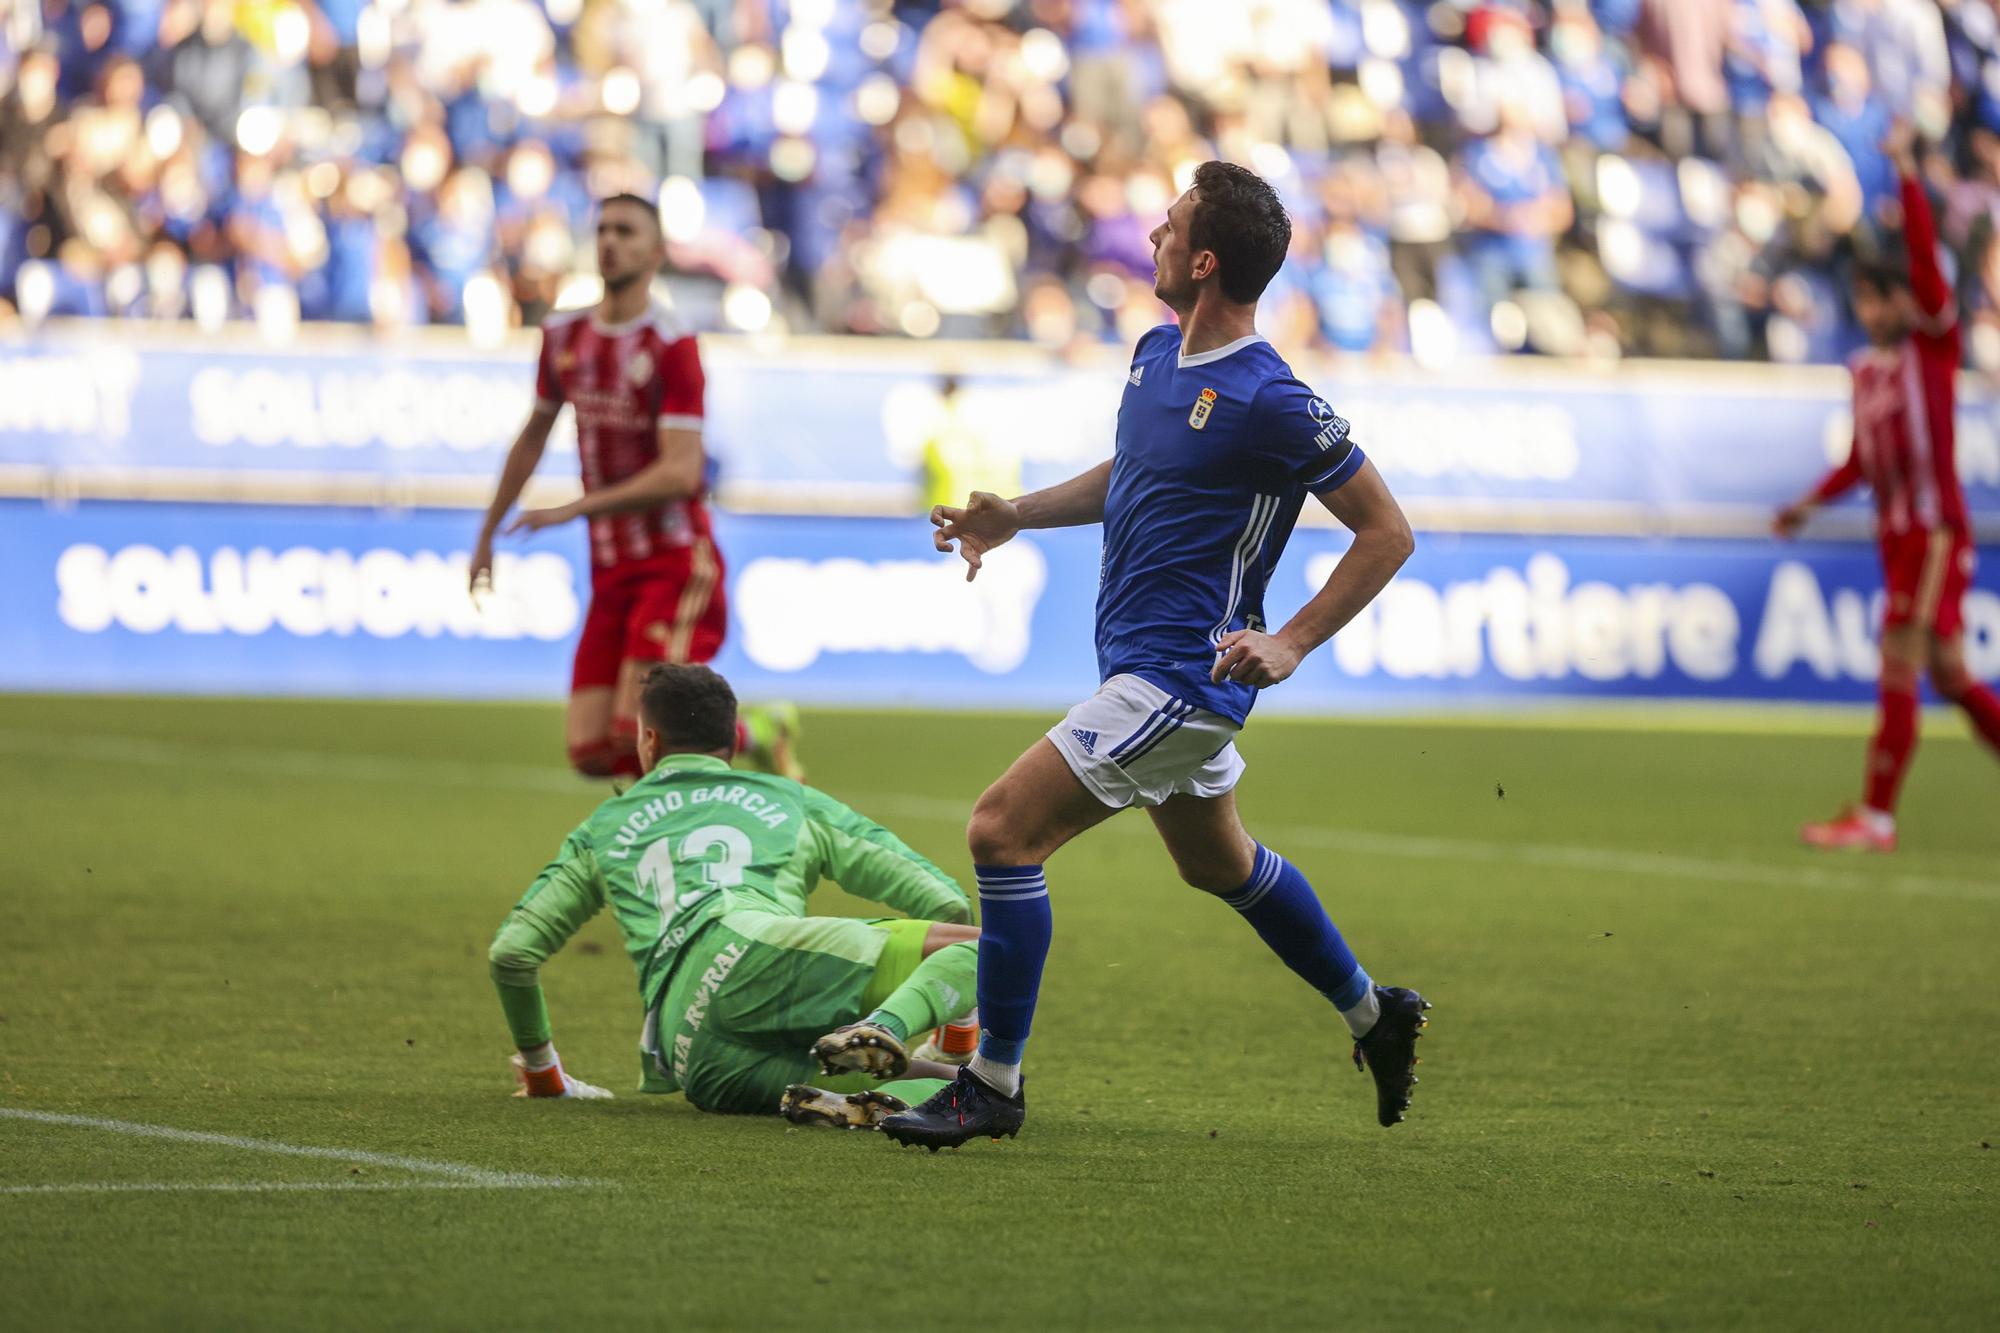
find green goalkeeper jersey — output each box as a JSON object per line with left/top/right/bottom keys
{"left": 488, "top": 754, "right": 969, "bottom": 1067}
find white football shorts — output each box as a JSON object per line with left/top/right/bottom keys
{"left": 1045, "top": 673, "right": 1246, "bottom": 810}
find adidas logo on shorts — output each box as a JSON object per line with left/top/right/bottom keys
{"left": 1070, "top": 728, "right": 1099, "bottom": 755}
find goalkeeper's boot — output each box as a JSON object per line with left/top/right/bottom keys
{"left": 811, "top": 1021, "right": 909, "bottom": 1079}
{"left": 1352, "top": 986, "right": 1430, "bottom": 1127}
{"left": 877, "top": 1067, "right": 1025, "bottom": 1151}
{"left": 780, "top": 1085, "right": 910, "bottom": 1130}
{"left": 911, "top": 1018, "right": 979, "bottom": 1066}
{"left": 739, "top": 702, "right": 806, "bottom": 782}
{"left": 510, "top": 1053, "right": 614, "bottom": 1100}
{"left": 1800, "top": 803, "right": 1897, "bottom": 852}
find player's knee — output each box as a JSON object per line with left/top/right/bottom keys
{"left": 1880, "top": 658, "right": 1921, "bottom": 693}
{"left": 488, "top": 937, "right": 535, "bottom": 980}
{"left": 966, "top": 790, "right": 1029, "bottom": 866}
{"left": 965, "top": 808, "right": 1016, "bottom": 865}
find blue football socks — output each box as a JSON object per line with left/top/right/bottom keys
{"left": 967, "top": 864, "right": 1050, "bottom": 1095}
{"left": 1222, "top": 845, "right": 1379, "bottom": 1037}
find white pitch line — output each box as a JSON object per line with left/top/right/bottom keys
{"left": 2, "top": 728, "right": 1995, "bottom": 904}
{"left": 0, "top": 1109, "right": 599, "bottom": 1189}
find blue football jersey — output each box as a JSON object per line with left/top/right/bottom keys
{"left": 1096, "top": 325, "right": 1365, "bottom": 724}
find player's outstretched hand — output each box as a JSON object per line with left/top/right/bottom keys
{"left": 931, "top": 491, "right": 1020, "bottom": 582}
{"left": 510, "top": 1051, "right": 614, "bottom": 1100}
{"left": 504, "top": 502, "right": 581, "bottom": 536}
{"left": 469, "top": 534, "right": 496, "bottom": 597}
{"left": 1773, "top": 502, "right": 1809, "bottom": 540}
{"left": 1212, "top": 629, "right": 1303, "bottom": 688}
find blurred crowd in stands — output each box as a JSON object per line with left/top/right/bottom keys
{"left": 7, "top": 0, "right": 2000, "bottom": 366}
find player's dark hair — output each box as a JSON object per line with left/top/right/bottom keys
{"left": 1854, "top": 258, "right": 1910, "bottom": 298}
{"left": 598, "top": 192, "right": 663, "bottom": 236}
{"left": 639, "top": 664, "right": 738, "bottom": 754}
{"left": 1188, "top": 161, "right": 1293, "bottom": 305}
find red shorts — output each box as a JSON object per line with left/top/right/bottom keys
{"left": 570, "top": 538, "right": 728, "bottom": 692}
{"left": 1880, "top": 528, "right": 1975, "bottom": 638}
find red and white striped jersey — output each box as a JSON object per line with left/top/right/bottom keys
{"left": 1843, "top": 338, "right": 1964, "bottom": 537}
{"left": 535, "top": 301, "right": 712, "bottom": 569}
{"left": 1814, "top": 173, "right": 1968, "bottom": 539}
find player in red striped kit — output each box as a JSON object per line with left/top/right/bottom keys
{"left": 471, "top": 194, "right": 800, "bottom": 782}
{"left": 1775, "top": 127, "right": 2000, "bottom": 851}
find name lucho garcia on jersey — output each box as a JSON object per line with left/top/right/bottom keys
{"left": 604, "top": 784, "right": 792, "bottom": 860}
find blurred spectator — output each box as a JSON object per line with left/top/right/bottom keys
{"left": 1814, "top": 41, "right": 1897, "bottom": 217}
{"left": 4, "top": 0, "right": 2000, "bottom": 369}
{"left": 1465, "top": 5, "right": 1567, "bottom": 143}
{"left": 1636, "top": 0, "right": 1736, "bottom": 158}
{"left": 1459, "top": 102, "right": 1573, "bottom": 309}
{"left": 1726, "top": 0, "right": 1813, "bottom": 164}
{"left": 1834, "top": 0, "right": 1949, "bottom": 122}
{"left": 1554, "top": 7, "right": 1631, "bottom": 153}
{"left": 919, "top": 371, "right": 1018, "bottom": 511}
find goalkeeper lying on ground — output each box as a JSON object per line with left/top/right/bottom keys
{"left": 489, "top": 663, "right": 979, "bottom": 1127}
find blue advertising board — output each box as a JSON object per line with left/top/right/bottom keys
{"left": 6, "top": 500, "right": 1994, "bottom": 707}
{"left": 5, "top": 330, "right": 1999, "bottom": 520}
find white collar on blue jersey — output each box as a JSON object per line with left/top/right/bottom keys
{"left": 1177, "top": 332, "right": 1268, "bottom": 368}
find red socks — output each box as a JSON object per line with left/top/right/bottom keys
{"left": 567, "top": 739, "right": 618, "bottom": 778}
{"left": 1949, "top": 681, "right": 2000, "bottom": 756}
{"left": 1863, "top": 682, "right": 1919, "bottom": 814}
{"left": 572, "top": 721, "right": 642, "bottom": 779}
{"left": 607, "top": 716, "right": 642, "bottom": 778}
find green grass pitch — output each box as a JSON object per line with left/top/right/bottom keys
{"left": 2, "top": 694, "right": 1996, "bottom": 1330}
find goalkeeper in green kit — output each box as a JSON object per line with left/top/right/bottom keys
{"left": 489, "top": 663, "right": 980, "bottom": 1127}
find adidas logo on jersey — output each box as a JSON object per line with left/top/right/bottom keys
{"left": 1127, "top": 365, "right": 1143, "bottom": 386}
{"left": 1070, "top": 728, "right": 1099, "bottom": 754}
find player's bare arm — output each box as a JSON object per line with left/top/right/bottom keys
{"left": 931, "top": 458, "right": 1112, "bottom": 581}
{"left": 1212, "top": 459, "right": 1414, "bottom": 687}
{"left": 508, "top": 426, "right": 704, "bottom": 533}
{"left": 470, "top": 404, "right": 559, "bottom": 593}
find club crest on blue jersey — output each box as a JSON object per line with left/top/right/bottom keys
{"left": 1189, "top": 387, "right": 1218, "bottom": 430}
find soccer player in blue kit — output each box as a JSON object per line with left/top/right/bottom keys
{"left": 878, "top": 163, "right": 1429, "bottom": 1151}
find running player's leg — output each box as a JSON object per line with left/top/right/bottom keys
{"left": 1866, "top": 622, "right": 1926, "bottom": 811}
{"left": 1930, "top": 634, "right": 2000, "bottom": 757}
{"left": 1147, "top": 790, "right": 1377, "bottom": 1033}
{"left": 1804, "top": 535, "right": 1936, "bottom": 849}
{"left": 567, "top": 569, "right": 635, "bottom": 777}
{"left": 957, "top": 739, "right": 1119, "bottom": 1096}
{"left": 1138, "top": 711, "right": 1432, "bottom": 1125}
{"left": 604, "top": 657, "right": 649, "bottom": 778}
{"left": 614, "top": 557, "right": 712, "bottom": 776}
{"left": 1148, "top": 788, "right": 1428, "bottom": 1126}
{"left": 1923, "top": 539, "right": 2000, "bottom": 759}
